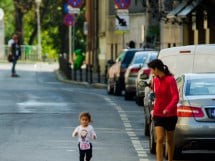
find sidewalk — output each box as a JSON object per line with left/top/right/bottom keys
{"left": 55, "top": 69, "right": 107, "bottom": 89}
{"left": 0, "top": 61, "right": 106, "bottom": 89}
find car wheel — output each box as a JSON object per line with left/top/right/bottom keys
{"left": 136, "top": 96, "right": 143, "bottom": 106}
{"left": 149, "top": 121, "right": 156, "bottom": 154}
{"left": 114, "top": 80, "right": 121, "bottom": 96}
{"left": 125, "top": 91, "right": 132, "bottom": 100}
{"left": 173, "top": 147, "right": 182, "bottom": 159}
{"left": 107, "top": 80, "right": 113, "bottom": 94}
{"left": 144, "top": 117, "right": 150, "bottom": 136}
{"left": 164, "top": 144, "right": 182, "bottom": 160}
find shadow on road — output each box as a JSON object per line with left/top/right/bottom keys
{"left": 174, "top": 151, "right": 215, "bottom": 161}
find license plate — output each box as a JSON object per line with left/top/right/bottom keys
{"left": 210, "top": 109, "right": 215, "bottom": 118}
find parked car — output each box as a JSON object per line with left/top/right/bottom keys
{"left": 134, "top": 51, "right": 158, "bottom": 104}
{"left": 106, "top": 48, "right": 145, "bottom": 96}
{"left": 144, "top": 73, "right": 215, "bottom": 158}
{"left": 105, "top": 54, "right": 124, "bottom": 88}
{"left": 142, "top": 44, "right": 215, "bottom": 157}
{"left": 124, "top": 50, "right": 158, "bottom": 100}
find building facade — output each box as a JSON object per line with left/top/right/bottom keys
{"left": 160, "top": 0, "right": 215, "bottom": 48}
{"left": 85, "top": 0, "right": 215, "bottom": 76}
{"left": 86, "top": 0, "right": 149, "bottom": 75}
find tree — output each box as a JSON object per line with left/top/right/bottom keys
{"left": 1, "top": 0, "right": 86, "bottom": 60}
{"left": 13, "top": 0, "right": 34, "bottom": 44}
{"left": 0, "top": 0, "right": 15, "bottom": 41}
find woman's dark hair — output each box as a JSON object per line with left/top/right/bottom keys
{"left": 148, "top": 59, "right": 173, "bottom": 76}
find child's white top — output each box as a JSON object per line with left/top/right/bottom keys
{"left": 73, "top": 125, "right": 96, "bottom": 143}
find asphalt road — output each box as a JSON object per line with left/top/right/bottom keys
{"left": 0, "top": 62, "right": 214, "bottom": 161}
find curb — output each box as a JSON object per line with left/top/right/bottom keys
{"left": 55, "top": 70, "right": 107, "bottom": 89}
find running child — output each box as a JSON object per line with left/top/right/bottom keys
{"left": 72, "top": 112, "right": 97, "bottom": 161}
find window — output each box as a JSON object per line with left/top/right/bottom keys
{"left": 185, "top": 78, "right": 215, "bottom": 96}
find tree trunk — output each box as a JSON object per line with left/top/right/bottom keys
{"left": 60, "top": 0, "right": 69, "bottom": 57}
{"left": 14, "top": 2, "right": 24, "bottom": 44}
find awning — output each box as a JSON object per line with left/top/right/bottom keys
{"left": 166, "top": 1, "right": 187, "bottom": 18}
{"left": 177, "top": 0, "right": 202, "bottom": 18}
{"left": 166, "top": 0, "right": 202, "bottom": 19}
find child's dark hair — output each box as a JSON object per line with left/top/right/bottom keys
{"left": 148, "top": 59, "right": 173, "bottom": 76}
{"left": 79, "top": 112, "right": 92, "bottom": 122}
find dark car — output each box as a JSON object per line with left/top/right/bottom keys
{"left": 106, "top": 48, "right": 145, "bottom": 95}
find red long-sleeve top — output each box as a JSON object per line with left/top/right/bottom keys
{"left": 153, "top": 75, "right": 179, "bottom": 117}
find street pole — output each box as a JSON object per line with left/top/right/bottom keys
{"left": 35, "top": 0, "right": 42, "bottom": 60}
{"left": 122, "top": 32, "right": 125, "bottom": 48}
{"left": 69, "top": 26, "right": 72, "bottom": 62}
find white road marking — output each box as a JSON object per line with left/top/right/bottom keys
{"left": 66, "top": 150, "right": 76, "bottom": 152}
{"left": 17, "top": 100, "right": 67, "bottom": 107}
{"left": 104, "top": 96, "right": 149, "bottom": 160}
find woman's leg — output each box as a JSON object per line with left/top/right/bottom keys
{"left": 12, "top": 58, "right": 17, "bottom": 75}
{"left": 166, "top": 130, "right": 175, "bottom": 161}
{"left": 155, "top": 126, "right": 165, "bottom": 161}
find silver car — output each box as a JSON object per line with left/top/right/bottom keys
{"left": 124, "top": 50, "right": 158, "bottom": 100}
{"left": 174, "top": 73, "right": 215, "bottom": 154}
{"left": 148, "top": 73, "right": 215, "bottom": 158}
{"left": 135, "top": 52, "right": 158, "bottom": 105}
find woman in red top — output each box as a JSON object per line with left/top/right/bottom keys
{"left": 148, "top": 59, "right": 179, "bottom": 161}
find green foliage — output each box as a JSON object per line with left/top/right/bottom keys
{"left": 74, "top": 6, "right": 86, "bottom": 53}
{"left": 1, "top": 0, "right": 86, "bottom": 60}
{"left": 0, "top": 0, "right": 15, "bottom": 41}
{"left": 23, "top": 9, "right": 34, "bottom": 44}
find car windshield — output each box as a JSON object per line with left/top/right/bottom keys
{"left": 132, "top": 53, "right": 148, "bottom": 64}
{"left": 116, "top": 52, "right": 125, "bottom": 62}
{"left": 121, "top": 50, "right": 138, "bottom": 67}
{"left": 149, "top": 53, "right": 158, "bottom": 62}
{"left": 185, "top": 78, "right": 215, "bottom": 96}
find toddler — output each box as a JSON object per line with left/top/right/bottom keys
{"left": 73, "top": 112, "right": 96, "bottom": 161}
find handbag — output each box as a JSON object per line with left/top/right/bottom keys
{"left": 8, "top": 54, "right": 13, "bottom": 62}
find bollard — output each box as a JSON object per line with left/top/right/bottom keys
{"left": 74, "top": 68, "right": 77, "bottom": 81}
{"left": 58, "top": 56, "right": 71, "bottom": 80}
{"left": 85, "top": 65, "right": 88, "bottom": 82}
{"left": 67, "top": 61, "right": 72, "bottom": 79}
{"left": 71, "top": 64, "right": 73, "bottom": 80}
{"left": 90, "top": 65, "right": 93, "bottom": 84}
{"left": 97, "top": 65, "right": 100, "bottom": 83}
{"left": 80, "top": 68, "right": 83, "bottom": 81}
{"left": 104, "top": 64, "right": 108, "bottom": 83}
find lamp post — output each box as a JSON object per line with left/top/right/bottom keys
{"left": 35, "top": 0, "right": 42, "bottom": 60}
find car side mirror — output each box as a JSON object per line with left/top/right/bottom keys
{"left": 138, "top": 80, "right": 149, "bottom": 88}
{"left": 140, "top": 73, "right": 148, "bottom": 80}
{"left": 149, "top": 92, "right": 155, "bottom": 101}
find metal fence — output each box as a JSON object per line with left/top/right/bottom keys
{"left": 1, "top": 45, "right": 40, "bottom": 61}
{"left": 1, "top": 45, "right": 107, "bottom": 84}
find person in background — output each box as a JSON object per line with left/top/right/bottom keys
{"left": 147, "top": 59, "right": 179, "bottom": 161}
{"left": 73, "top": 112, "right": 97, "bottom": 161}
{"left": 8, "top": 33, "right": 22, "bottom": 77}
{"left": 127, "top": 40, "right": 135, "bottom": 48}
